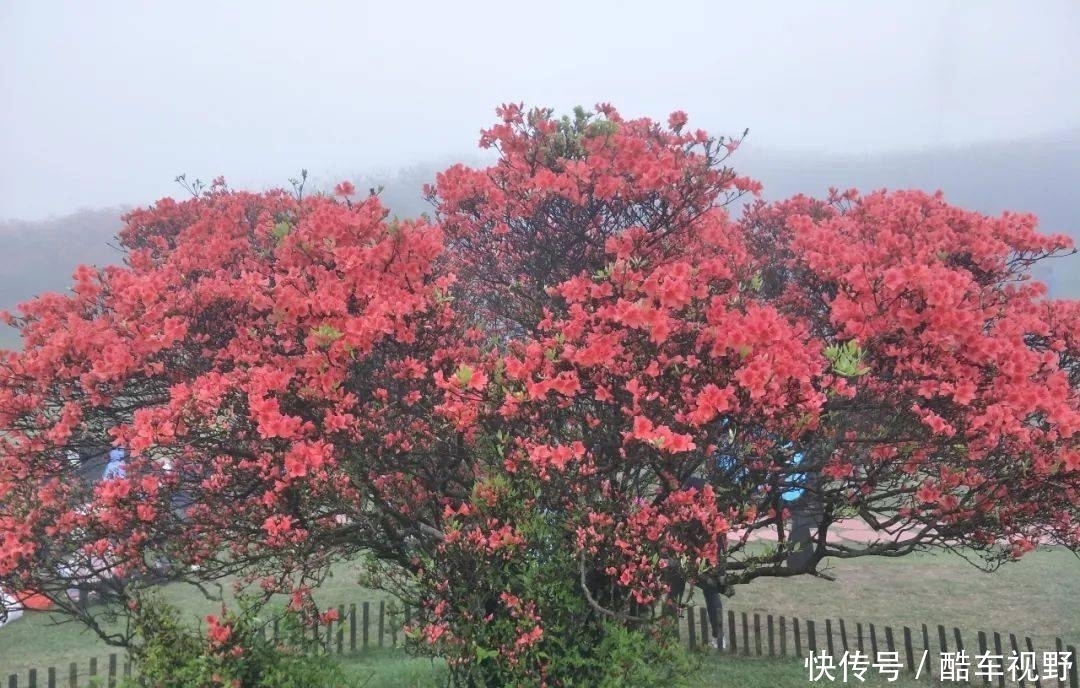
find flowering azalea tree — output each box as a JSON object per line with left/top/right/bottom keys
{"left": 406, "top": 106, "right": 1079, "bottom": 684}
{"left": 0, "top": 180, "right": 474, "bottom": 645}
{"left": 1, "top": 104, "right": 1077, "bottom": 686}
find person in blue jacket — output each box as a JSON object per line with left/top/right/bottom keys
{"left": 102, "top": 447, "right": 126, "bottom": 480}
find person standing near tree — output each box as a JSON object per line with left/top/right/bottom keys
{"left": 102, "top": 446, "right": 125, "bottom": 480}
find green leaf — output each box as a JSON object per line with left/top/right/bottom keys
{"left": 825, "top": 340, "right": 870, "bottom": 377}
{"left": 310, "top": 323, "right": 343, "bottom": 348}
{"left": 474, "top": 646, "right": 500, "bottom": 662}
{"left": 454, "top": 364, "right": 474, "bottom": 386}
{"left": 272, "top": 220, "right": 292, "bottom": 242}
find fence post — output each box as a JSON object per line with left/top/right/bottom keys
{"left": 378, "top": 601, "right": 386, "bottom": 649}
{"left": 807, "top": 619, "right": 817, "bottom": 654}
{"left": 28, "top": 670, "right": 36, "bottom": 688}
{"left": 793, "top": 617, "right": 803, "bottom": 658}
{"left": 6, "top": 674, "right": 15, "bottom": 688}
{"left": 1025, "top": 637, "right": 1043, "bottom": 688}
{"left": 740, "top": 612, "right": 749, "bottom": 656}
{"left": 870, "top": 623, "right": 879, "bottom": 659}
{"left": 780, "top": 615, "right": 787, "bottom": 657}
{"left": 954, "top": 627, "right": 965, "bottom": 654}
{"left": 700, "top": 608, "right": 709, "bottom": 649}
{"left": 839, "top": 618, "right": 849, "bottom": 653}
{"left": 1009, "top": 635, "right": 1022, "bottom": 688}
{"left": 362, "top": 601, "right": 370, "bottom": 650}
{"left": 88, "top": 658, "right": 96, "bottom": 682}
{"left": 754, "top": 613, "right": 762, "bottom": 656}
{"left": 68, "top": 664, "right": 76, "bottom": 688}
{"left": 47, "top": 668, "right": 55, "bottom": 688}
{"left": 994, "top": 632, "right": 1005, "bottom": 688}
{"left": 1066, "top": 644, "right": 1078, "bottom": 688}
{"left": 687, "top": 605, "right": 697, "bottom": 649}
{"left": 936, "top": 625, "right": 948, "bottom": 680}
{"left": 767, "top": 614, "right": 775, "bottom": 657}
{"left": 728, "top": 610, "right": 736, "bottom": 654}
{"left": 1054, "top": 639, "right": 1064, "bottom": 688}
{"left": 903, "top": 627, "right": 915, "bottom": 674}
{"left": 825, "top": 619, "right": 835, "bottom": 658}
{"left": 337, "top": 605, "right": 345, "bottom": 655}
{"left": 391, "top": 604, "right": 399, "bottom": 647}
{"left": 922, "top": 624, "right": 931, "bottom": 667}
{"left": 107, "top": 654, "right": 117, "bottom": 688}
{"left": 349, "top": 603, "right": 357, "bottom": 653}
{"left": 977, "top": 631, "right": 989, "bottom": 686}
{"left": 858, "top": 622, "right": 865, "bottom": 653}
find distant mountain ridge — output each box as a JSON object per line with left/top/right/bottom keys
{"left": 2, "top": 131, "right": 1076, "bottom": 350}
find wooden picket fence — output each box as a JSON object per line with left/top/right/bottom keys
{"left": 5, "top": 601, "right": 1078, "bottom": 687}
{"left": 679, "top": 605, "right": 1079, "bottom": 688}
{"left": 4, "top": 600, "right": 398, "bottom": 688}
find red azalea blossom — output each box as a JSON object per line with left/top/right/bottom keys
{"left": 333, "top": 180, "right": 356, "bottom": 197}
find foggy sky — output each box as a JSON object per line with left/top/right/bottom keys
{"left": 2, "top": 0, "right": 1079, "bottom": 222}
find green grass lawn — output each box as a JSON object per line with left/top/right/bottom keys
{"left": 2, "top": 547, "right": 1077, "bottom": 680}
{"left": 0, "top": 558, "right": 387, "bottom": 677}
{"left": 338, "top": 650, "right": 445, "bottom": 687}
{"left": 721, "top": 545, "right": 1080, "bottom": 648}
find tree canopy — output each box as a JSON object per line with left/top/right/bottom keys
{"left": 1, "top": 104, "right": 1077, "bottom": 686}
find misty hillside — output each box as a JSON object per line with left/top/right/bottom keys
{"left": 2, "top": 133, "right": 1076, "bottom": 350}
{"left": 0, "top": 208, "right": 128, "bottom": 349}
{"left": 739, "top": 127, "right": 1080, "bottom": 296}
